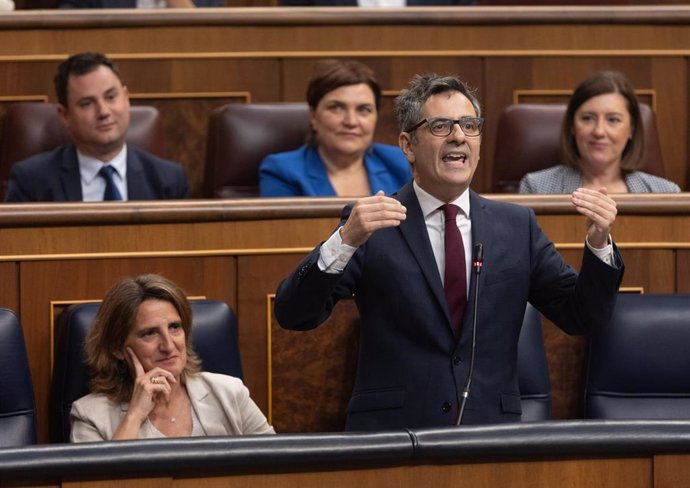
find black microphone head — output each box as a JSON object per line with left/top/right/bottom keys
{"left": 473, "top": 243, "right": 484, "bottom": 262}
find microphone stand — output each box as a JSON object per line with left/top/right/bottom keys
{"left": 457, "top": 243, "right": 483, "bottom": 426}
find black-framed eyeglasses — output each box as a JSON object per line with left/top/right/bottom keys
{"left": 408, "top": 116, "right": 484, "bottom": 138}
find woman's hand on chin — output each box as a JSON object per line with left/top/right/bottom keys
{"left": 112, "top": 347, "right": 177, "bottom": 440}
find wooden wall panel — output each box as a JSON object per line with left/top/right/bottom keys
{"left": 17, "top": 452, "right": 690, "bottom": 488}
{"left": 0, "top": 61, "right": 60, "bottom": 100}
{"left": 612, "top": 214, "right": 690, "bottom": 243}
{"left": 236, "top": 254, "right": 305, "bottom": 414}
{"left": 115, "top": 58, "right": 282, "bottom": 100}
{"left": 542, "top": 249, "right": 584, "bottom": 419}
{"left": 42, "top": 456, "right": 656, "bottom": 488}
{"left": 0, "top": 58, "right": 281, "bottom": 101}
{"left": 651, "top": 57, "right": 688, "bottom": 189}
{"left": 655, "top": 455, "right": 690, "bottom": 488}
{"left": 542, "top": 321, "right": 586, "bottom": 419}
{"left": 678, "top": 250, "right": 690, "bottom": 293}
{"left": 0, "top": 217, "right": 339, "bottom": 256}
{"left": 0, "top": 262, "right": 19, "bottom": 312}
{"left": 270, "top": 299, "right": 359, "bottom": 433}
{"left": 6, "top": 13, "right": 690, "bottom": 54}
{"left": 165, "top": 457, "right": 651, "bottom": 488}
{"left": 131, "top": 95, "right": 248, "bottom": 197}
{"left": 619, "top": 248, "right": 676, "bottom": 293}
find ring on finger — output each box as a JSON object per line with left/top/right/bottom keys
{"left": 150, "top": 376, "right": 161, "bottom": 384}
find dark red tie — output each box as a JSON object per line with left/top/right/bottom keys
{"left": 442, "top": 204, "right": 467, "bottom": 336}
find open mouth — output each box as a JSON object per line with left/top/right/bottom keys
{"left": 442, "top": 152, "right": 468, "bottom": 164}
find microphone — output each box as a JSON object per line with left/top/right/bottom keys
{"left": 457, "top": 243, "right": 483, "bottom": 426}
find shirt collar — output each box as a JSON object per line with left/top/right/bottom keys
{"left": 77, "top": 144, "right": 128, "bottom": 184}
{"left": 413, "top": 180, "right": 471, "bottom": 220}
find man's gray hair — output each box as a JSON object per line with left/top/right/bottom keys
{"left": 394, "top": 74, "right": 482, "bottom": 134}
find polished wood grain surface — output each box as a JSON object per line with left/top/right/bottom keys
{"left": 236, "top": 254, "right": 304, "bottom": 411}
{"left": 58, "top": 457, "right": 652, "bottom": 488}
{"left": 654, "top": 454, "right": 690, "bottom": 488}
{"left": 270, "top": 299, "right": 359, "bottom": 432}
{"left": 0, "top": 262, "right": 19, "bottom": 313}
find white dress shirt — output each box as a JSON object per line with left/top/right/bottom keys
{"left": 78, "top": 145, "right": 128, "bottom": 202}
{"left": 413, "top": 181, "right": 472, "bottom": 291}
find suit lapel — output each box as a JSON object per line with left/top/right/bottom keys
{"left": 396, "top": 182, "right": 450, "bottom": 325}
{"left": 464, "top": 191, "right": 489, "bottom": 333}
{"left": 60, "top": 146, "right": 84, "bottom": 201}
{"left": 125, "top": 147, "right": 150, "bottom": 200}
{"left": 468, "top": 190, "right": 490, "bottom": 266}
{"left": 186, "top": 375, "right": 229, "bottom": 436}
{"left": 305, "top": 147, "right": 337, "bottom": 196}
{"left": 364, "top": 149, "right": 389, "bottom": 194}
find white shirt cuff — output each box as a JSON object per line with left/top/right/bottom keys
{"left": 586, "top": 235, "right": 615, "bottom": 267}
{"left": 318, "top": 227, "right": 358, "bottom": 274}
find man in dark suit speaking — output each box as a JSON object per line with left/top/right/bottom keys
{"left": 274, "top": 73, "right": 624, "bottom": 431}
{"left": 5, "top": 52, "right": 189, "bottom": 203}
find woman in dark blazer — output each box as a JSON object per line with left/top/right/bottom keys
{"left": 259, "top": 59, "right": 411, "bottom": 197}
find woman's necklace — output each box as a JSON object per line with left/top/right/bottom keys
{"left": 167, "top": 400, "right": 188, "bottom": 423}
{"left": 151, "top": 389, "right": 189, "bottom": 423}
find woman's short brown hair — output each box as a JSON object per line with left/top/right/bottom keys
{"left": 560, "top": 70, "right": 644, "bottom": 172}
{"left": 305, "top": 59, "right": 381, "bottom": 145}
{"left": 84, "top": 274, "right": 201, "bottom": 404}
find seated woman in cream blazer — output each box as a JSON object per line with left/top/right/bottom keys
{"left": 70, "top": 274, "right": 274, "bottom": 441}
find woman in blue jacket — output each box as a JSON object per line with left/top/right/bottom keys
{"left": 260, "top": 59, "right": 411, "bottom": 197}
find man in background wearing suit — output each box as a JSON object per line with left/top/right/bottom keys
{"left": 5, "top": 52, "right": 189, "bottom": 202}
{"left": 274, "top": 73, "right": 624, "bottom": 431}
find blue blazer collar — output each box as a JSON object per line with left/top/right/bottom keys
{"left": 305, "top": 146, "right": 337, "bottom": 196}
{"left": 305, "top": 145, "right": 388, "bottom": 197}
